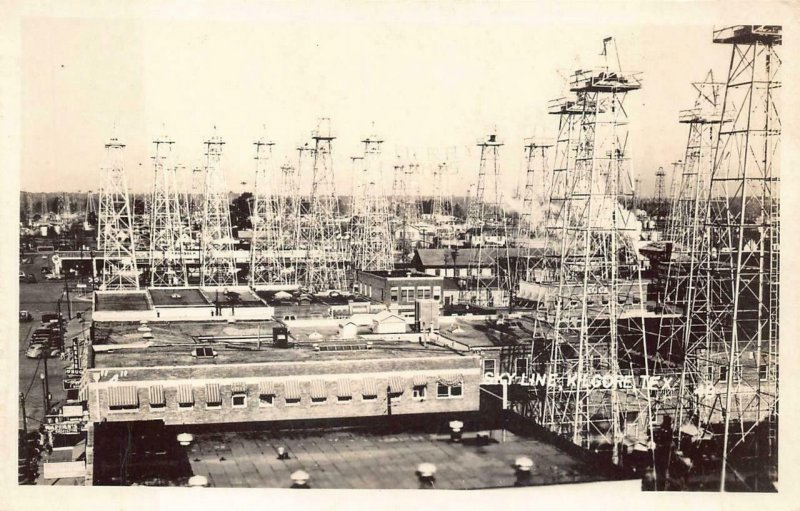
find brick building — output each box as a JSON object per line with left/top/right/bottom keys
{"left": 355, "top": 269, "right": 443, "bottom": 318}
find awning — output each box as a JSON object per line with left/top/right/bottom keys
{"left": 388, "top": 376, "right": 405, "bottom": 394}
{"left": 259, "top": 380, "right": 275, "bottom": 396}
{"left": 412, "top": 375, "right": 428, "bottom": 387}
{"left": 437, "top": 374, "right": 464, "bottom": 387}
{"left": 177, "top": 384, "right": 194, "bottom": 405}
{"left": 284, "top": 380, "right": 302, "bottom": 400}
{"left": 107, "top": 385, "right": 138, "bottom": 408}
{"left": 337, "top": 379, "right": 352, "bottom": 398}
{"left": 230, "top": 382, "right": 248, "bottom": 394}
{"left": 78, "top": 385, "right": 88, "bottom": 402}
{"left": 149, "top": 385, "right": 165, "bottom": 406}
{"left": 362, "top": 377, "right": 378, "bottom": 397}
{"left": 206, "top": 383, "right": 221, "bottom": 405}
{"left": 310, "top": 380, "right": 327, "bottom": 399}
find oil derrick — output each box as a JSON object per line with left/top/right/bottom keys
{"left": 199, "top": 132, "right": 238, "bottom": 286}
{"left": 276, "top": 161, "right": 300, "bottom": 285}
{"left": 250, "top": 135, "right": 288, "bottom": 286}
{"left": 689, "top": 26, "right": 780, "bottom": 490}
{"left": 664, "top": 160, "right": 684, "bottom": 242}
{"left": 350, "top": 133, "right": 395, "bottom": 274}
{"left": 62, "top": 192, "right": 71, "bottom": 217}
{"left": 40, "top": 193, "right": 47, "bottom": 219}
{"left": 84, "top": 190, "right": 96, "bottom": 230}
{"left": 25, "top": 193, "right": 34, "bottom": 225}
{"left": 538, "top": 38, "right": 653, "bottom": 465}
{"left": 97, "top": 137, "right": 140, "bottom": 290}
{"left": 149, "top": 136, "right": 188, "bottom": 287}
{"left": 654, "top": 167, "right": 666, "bottom": 202}
{"left": 467, "top": 133, "right": 510, "bottom": 307}
{"left": 651, "top": 73, "right": 723, "bottom": 441}
{"left": 516, "top": 138, "right": 553, "bottom": 283}
{"left": 302, "top": 118, "right": 348, "bottom": 292}
{"left": 396, "top": 156, "right": 422, "bottom": 261}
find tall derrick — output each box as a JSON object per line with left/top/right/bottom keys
{"left": 350, "top": 133, "right": 395, "bottom": 273}
{"left": 537, "top": 37, "right": 653, "bottom": 465}
{"left": 149, "top": 135, "right": 188, "bottom": 287}
{"left": 97, "top": 137, "right": 140, "bottom": 290}
{"left": 516, "top": 138, "right": 553, "bottom": 284}
{"left": 249, "top": 135, "right": 277, "bottom": 286}
{"left": 467, "top": 133, "right": 511, "bottom": 307}
{"left": 691, "top": 26, "right": 780, "bottom": 490}
{"left": 199, "top": 132, "right": 238, "bottom": 286}
{"left": 301, "top": 118, "right": 348, "bottom": 292}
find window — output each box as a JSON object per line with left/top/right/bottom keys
{"left": 401, "top": 287, "right": 414, "bottom": 303}
{"left": 437, "top": 383, "right": 463, "bottom": 399}
{"left": 390, "top": 287, "right": 399, "bottom": 303}
{"left": 412, "top": 386, "right": 427, "bottom": 400}
{"left": 433, "top": 286, "right": 442, "bottom": 300}
{"left": 193, "top": 347, "right": 215, "bottom": 358}
{"left": 337, "top": 395, "right": 352, "bottom": 403}
{"left": 232, "top": 394, "right": 247, "bottom": 408}
{"left": 422, "top": 287, "right": 432, "bottom": 299}
{"left": 206, "top": 401, "right": 222, "bottom": 409}
{"left": 719, "top": 366, "right": 728, "bottom": 381}
{"left": 285, "top": 397, "right": 301, "bottom": 406}
{"left": 149, "top": 402, "right": 165, "bottom": 410}
{"left": 109, "top": 403, "right": 138, "bottom": 411}
{"left": 178, "top": 401, "right": 193, "bottom": 409}
{"left": 205, "top": 384, "right": 222, "bottom": 409}
{"left": 759, "top": 364, "right": 769, "bottom": 381}
{"left": 259, "top": 394, "right": 275, "bottom": 407}
{"left": 362, "top": 394, "right": 377, "bottom": 402}
{"left": 311, "top": 396, "right": 327, "bottom": 405}
{"left": 482, "top": 359, "right": 496, "bottom": 376}
{"left": 515, "top": 358, "right": 529, "bottom": 377}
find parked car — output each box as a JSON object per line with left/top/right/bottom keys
{"left": 41, "top": 267, "right": 51, "bottom": 275}
{"left": 19, "top": 311, "right": 33, "bottom": 322}
{"left": 25, "top": 345, "right": 43, "bottom": 359}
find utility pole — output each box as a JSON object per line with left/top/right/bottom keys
{"left": 20, "top": 393, "right": 27, "bottom": 435}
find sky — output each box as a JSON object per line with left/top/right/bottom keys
{"left": 20, "top": 4, "right": 734, "bottom": 198}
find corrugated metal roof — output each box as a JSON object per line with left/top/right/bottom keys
{"left": 148, "top": 385, "right": 165, "bottom": 405}
{"left": 177, "top": 384, "right": 194, "bottom": 405}
{"left": 336, "top": 379, "right": 352, "bottom": 398}
{"left": 205, "top": 383, "right": 221, "bottom": 404}
{"left": 108, "top": 385, "right": 138, "bottom": 408}
{"left": 284, "top": 380, "right": 302, "bottom": 400}
{"left": 310, "top": 380, "right": 327, "bottom": 399}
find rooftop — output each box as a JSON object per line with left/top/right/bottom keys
{"left": 90, "top": 321, "right": 465, "bottom": 374}
{"left": 92, "top": 414, "right": 630, "bottom": 488}
{"left": 360, "top": 269, "right": 438, "bottom": 279}
{"left": 438, "top": 317, "right": 534, "bottom": 349}
{"left": 149, "top": 288, "right": 210, "bottom": 307}
{"left": 95, "top": 291, "right": 152, "bottom": 312}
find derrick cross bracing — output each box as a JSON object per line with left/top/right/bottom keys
{"left": 97, "top": 138, "right": 140, "bottom": 290}
{"left": 350, "top": 133, "right": 395, "bottom": 275}
{"left": 149, "top": 135, "right": 189, "bottom": 287}
{"left": 692, "top": 25, "right": 780, "bottom": 491}
{"left": 651, "top": 72, "right": 723, "bottom": 437}
{"left": 199, "top": 132, "right": 238, "bottom": 287}
{"left": 301, "top": 118, "right": 348, "bottom": 292}
{"left": 250, "top": 136, "right": 300, "bottom": 287}
{"left": 516, "top": 138, "right": 553, "bottom": 284}
{"left": 535, "top": 37, "right": 654, "bottom": 466}
{"left": 467, "top": 133, "right": 512, "bottom": 308}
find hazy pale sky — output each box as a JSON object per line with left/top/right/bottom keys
{"left": 20, "top": 5, "right": 732, "bottom": 197}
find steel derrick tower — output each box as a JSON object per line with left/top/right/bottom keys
{"left": 689, "top": 26, "right": 780, "bottom": 491}
{"left": 148, "top": 136, "right": 188, "bottom": 287}
{"left": 466, "top": 133, "right": 511, "bottom": 307}
{"left": 516, "top": 138, "right": 553, "bottom": 284}
{"left": 651, "top": 73, "right": 723, "bottom": 428}
{"left": 350, "top": 133, "right": 395, "bottom": 274}
{"left": 537, "top": 38, "right": 653, "bottom": 465}
{"left": 301, "top": 118, "right": 348, "bottom": 292}
{"left": 97, "top": 138, "right": 140, "bottom": 290}
{"left": 249, "top": 136, "right": 277, "bottom": 286}
{"left": 199, "top": 133, "right": 238, "bottom": 287}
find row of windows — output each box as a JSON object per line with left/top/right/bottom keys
{"left": 389, "top": 286, "right": 442, "bottom": 303}
{"left": 482, "top": 358, "right": 528, "bottom": 377}
{"left": 108, "top": 383, "right": 464, "bottom": 412}
{"left": 426, "top": 268, "right": 494, "bottom": 278}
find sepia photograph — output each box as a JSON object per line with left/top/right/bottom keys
{"left": 3, "top": 1, "right": 797, "bottom": 509}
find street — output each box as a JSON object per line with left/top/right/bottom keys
{"left": 18, "top": 254, "right": 92, "bottom": 432}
